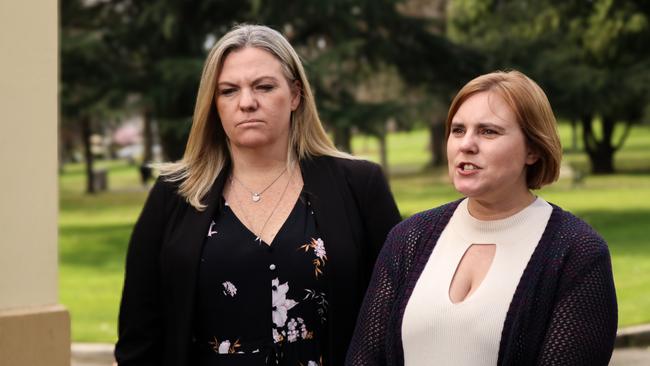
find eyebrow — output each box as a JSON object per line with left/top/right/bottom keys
{"left": 477, "top": 122, "right": 506, "bottom": 132}
{"left": 450, "top": 121, "right": 506, "bottom": 132}
{"left": 217, "top": 76, "right": 280, "bottom": 87}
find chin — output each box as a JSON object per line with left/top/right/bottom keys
{"left": 453, "top": 184, "right": 485, "bottom": 199}
{"left": 232, "top": 137, "right": 274, "bottom": 149}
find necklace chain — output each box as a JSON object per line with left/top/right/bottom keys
{"left": 229, "top": 167, "right": 294, "bottom": 244}
{"left": 231, "top": 166, "right": 287, "bottom": 203}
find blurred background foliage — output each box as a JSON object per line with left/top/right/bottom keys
{"left": 61, "top": 0, "right": 650, "bottom": 189}
{"left": 59, "top": 0, "right": 650, "bottom": 342}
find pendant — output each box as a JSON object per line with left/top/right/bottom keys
{"left": 252, "top": 193, "right": 261, "bottom": 202}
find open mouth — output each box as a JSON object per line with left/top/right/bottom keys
{"left": 459, "top": 163, "right": 480, "bottom": 171}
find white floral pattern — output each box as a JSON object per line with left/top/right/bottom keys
{"left": 208, "top": 337, "right": 241, "bottom": 354}
{"left": 272, "top": 278, "right": 298, "bottom": 327}
{"left": 284, "top": 317, "right": 313, "bottom": 343}
{"left": 313, "top": 238, "right": 326, "bottom": 260}
{"left": 200, "top": 197, "right": 325, "bottom": 363}
{"left": 207, "top": 220, "right": 218, "bottom": 237}
{"left": 298, "top": 237, "right": 328, "bottom": 278}
{"left": 218, "top": 340, "right": 230, "bottom": 354}
{"left": 298, "top": 317, "right": 310, "bottom": 339}
{"left": 222, "top": 281, "right": 237, "bottom": 297}
{"left": 272, "top": 328, "right": 285, "bottom": 343}
{"left": 287, "top": 318, "right": 299, "bottom": 342}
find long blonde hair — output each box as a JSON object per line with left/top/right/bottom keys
{"left": 158, "top": 24, "right": 349, "bottom": 210}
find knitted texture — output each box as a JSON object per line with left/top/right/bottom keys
{"left": 346, "top": 200, "right": 617, "bottom": 366}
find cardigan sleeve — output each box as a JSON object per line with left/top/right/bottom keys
{"left": 536, "top": 241, "right": 618, "bottom": 366}
{"left": 346, "top": 206, "right": 448, "bottom": 366}
{"left": 114, "top": 179, "right": 172, "bottom": 365}
{"left": 346, "top": 229, "right": 398, "bottom": 365}
{"left": 356, "top": 162, "right": 402, "bottom": 272}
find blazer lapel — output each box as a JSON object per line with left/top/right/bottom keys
{"left": 301, "top": 157, "right": 358, "bottom": 284}
{"left": 162, "top": 169, "right": 229, "bottom": 361}
{"left": 301, "top": 156, "right": 360, "bottom": 363}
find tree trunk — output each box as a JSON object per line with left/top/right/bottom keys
{"left": 377, "top": 131, "right": 388, "bottom": 174}
{"left": 81, "top": 116, "right": 96, "bottom": 194}
{"left": 570, "top": 119, "right": 578, "bottom": 152}
{"left": 581, "top": 115, "right": 615, "bottom": 174}
{"left": 142, "top": 107, "right": 154, "bottom": 163}
{"left": 333, "top": 126, "right": 352, "bottom": 153}
{"left": 158, "top": 120, "right": 189, "bottom": 161}
{"left": 428, "top": 116, "right": 446, "bottom": 167}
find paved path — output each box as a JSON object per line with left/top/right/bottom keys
{"left": 71, "top": 344, "right": 650, "bottom": 366}
{"left": 610, "top": 347, "right": 650, "bottom": 366}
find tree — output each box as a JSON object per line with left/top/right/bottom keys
{"left": 103, "top": 0, "right": 251, "bottom": 161}
{"left": 61, "top": 0, "right": 123, "bottom": 193}
{"left": 64, "top": 0, "right": 481, "bottom": 171}
{"left": 254, "top": 0, "right": 481, "bottom": 167}
{"left": 449, "top": 0, "right": 650, "bottom": 173}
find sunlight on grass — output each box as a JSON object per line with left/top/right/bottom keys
{"left": 60, "top": 124, "right": 650, "bottom": 342}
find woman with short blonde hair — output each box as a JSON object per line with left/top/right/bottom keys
{"left": 347, "top": 70, "right": 617, "bottom": 366}
{"left": 445, "top": 70, "right": 562, "bottom": 190}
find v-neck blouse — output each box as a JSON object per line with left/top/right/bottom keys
{"left": 193, "top": 193, "right": 328, "bottom": 366}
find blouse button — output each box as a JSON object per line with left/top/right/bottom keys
{"left": 269, "top": 264, "right": 276, "bottom": 270}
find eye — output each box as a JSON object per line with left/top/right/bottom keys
{"left": 480, "top": 128, "right": 499, "bottom": 136}
{"left": 218, "top": 88, "right": 237, "bottom": 96}
{"left": 451, "top": 126, "right": 465, "bottom": 135}
{"left": 256, "top": 84, "right": 275, "bottom": 92}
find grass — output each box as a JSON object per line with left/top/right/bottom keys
{"left": 59, "top": 162, "right": 148, "bottom": 342}
{"left": 60, "top": 123, "right": 650, "bottom": 342}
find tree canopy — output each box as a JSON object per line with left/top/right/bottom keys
{"left": 449, "top": 0, "right": 650, "bottom": 173}
{"left": 62, "top": 0, "right": 479, "bottom": 168}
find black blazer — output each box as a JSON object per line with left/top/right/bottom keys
{"left": 115, "top": 156, "right": 401, "bottom": 365}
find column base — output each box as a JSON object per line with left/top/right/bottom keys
{"left": 0, "top": 304, "right": 70, "bottom": 366}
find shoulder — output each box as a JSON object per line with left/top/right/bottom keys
{"left": 311, "top": 155, "right": 382, "bottom": 175}
{"left": 386, "top": 201, "right": 460, "bottom": 244}
{"left": 150, "top": 176, "right": 182, "bottom": 199}
{"left": 546, "top": 203, "right": 610, "bottom": 259}
{"left": 143, "top": 176, "right": 189, "bottom": 217}
{"left": 306, "top": 155, "right": 385, "bottom": 190}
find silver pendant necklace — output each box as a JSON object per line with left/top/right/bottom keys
{"left": 231, "top": 166, "right": 287, "bottom": 203}
{"left": 229, "top": 167, "right": 294, "bottom": 243}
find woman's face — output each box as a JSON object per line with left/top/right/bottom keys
{"left": 215, "top": 47, "right": 300, "bottom": 152}
{"left": 447, "top": 91, "right": 538, "bottom": 203}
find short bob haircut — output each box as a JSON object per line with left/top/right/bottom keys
{"left": 445, "top": 70, "right": 562, "bottom": 189}
{"left": 159, "top": 24, "right": 348, "bottom": 210}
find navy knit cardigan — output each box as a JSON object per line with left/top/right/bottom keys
{"left": 346, "top": 200, "right": 617, "bottom": 366}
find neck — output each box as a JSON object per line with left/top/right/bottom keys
{"left": 467, "top": 189, "right": 536, "bottom": 221}
{"left": 229, "top": 144, "right": 291, "bottom": 179}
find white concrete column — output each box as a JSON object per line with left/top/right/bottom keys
{"left": 0, "top": 1, "right": 70, "bottom": 365}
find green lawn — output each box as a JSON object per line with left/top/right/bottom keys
{"left": 60, "top": 123, "right": 650, "bottom": 342}
{"left": 59, "top": 162, "right": 148, "bottom": 342}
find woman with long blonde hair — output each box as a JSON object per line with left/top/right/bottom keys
{"left": 115, "top": 24, "right": 401, "bottom": 366}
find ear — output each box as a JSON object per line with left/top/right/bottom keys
{"left": 525, "top": 147, "right": 539, "bottom": 165}
{"left": 290, "top": 80, "right": 302, "bottom": 111}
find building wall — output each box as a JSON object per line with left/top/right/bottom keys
{"left": 0, "top": 1, "right": 70, "bottom": 365}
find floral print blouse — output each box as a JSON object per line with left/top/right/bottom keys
{"left": 194, "top": 193, "right": 328, "bottom": 366}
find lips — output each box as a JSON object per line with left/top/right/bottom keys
{"left": 236, "top": 119, "right": 264, "bottom": 126}
{"left": 457, "top": 162, "right": 482, "bottom": 171}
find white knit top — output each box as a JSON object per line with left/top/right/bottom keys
{"left": 401, "top": 197, "right": 552, "bottom": 366}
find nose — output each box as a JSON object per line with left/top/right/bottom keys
{"left": 458, "top": 133, "right": 478, "bottom": 154}
{"left": 239, "top": 88, "right": 258, "bottom": 111}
